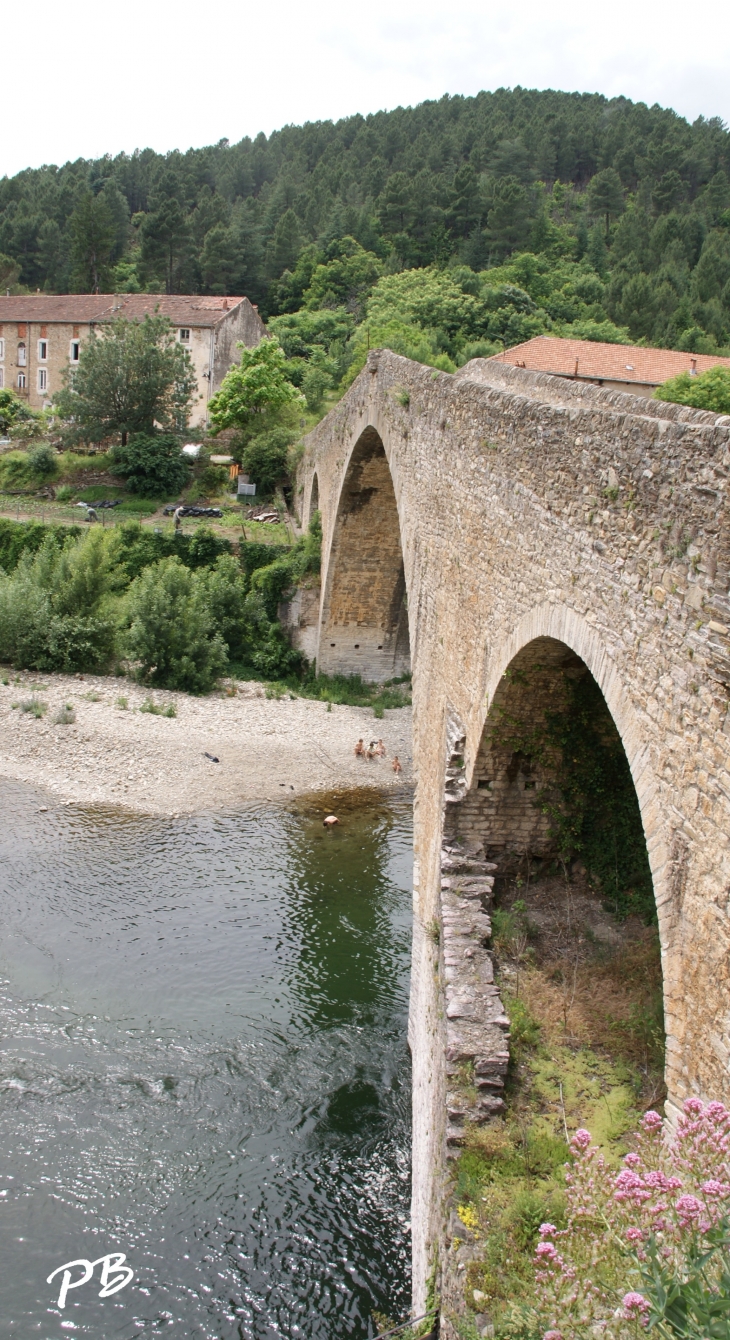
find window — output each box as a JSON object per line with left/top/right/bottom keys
{"left": 179, "top": 328, "right": 190, "bottom": 343}
{"left": 70, "top": 340, "right": 80, "bottom": 363}
{"left": 38, "top": 368, "right": 48, "bottom": 392}
{"left": 17, "top": 372, "right": 26, "bottom": 389}
{"left": 0, "top": 338, "right": 5, "bottom": 361}
{"left": 38, "top": 339, "right": 48, "bottom": 361}
{"left": 17, "top": 342, "right": 26, "bottom": 366}
{"left": 0, "top": 369, "right": 4, "bottom": 389}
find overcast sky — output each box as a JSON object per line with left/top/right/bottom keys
{"left": 4, "top": 0, "right": 729, "bottom": 179}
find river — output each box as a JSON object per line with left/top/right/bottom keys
{"left": 0, "top": 780, "right": 412, "bottom": 1339}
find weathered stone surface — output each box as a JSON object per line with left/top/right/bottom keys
{"left": 297, "top": 349, "right": 730, "bottom": 1313}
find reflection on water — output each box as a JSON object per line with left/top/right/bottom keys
{"left": 0, "top": 781, "right": 412, "bottom": 1339}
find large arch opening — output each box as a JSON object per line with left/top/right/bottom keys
{"left": 318, "top": 428, "right": 410, "bottom": 682}
{"left": 446, "top": 635, "right": 665, "bottom": 1099}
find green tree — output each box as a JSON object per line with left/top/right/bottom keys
{"left": 266, "top": 208, "right": 303, "bottom": 278}
{"left": 139, "top": 198, "right": 191, "bottom": 293}
{"left": 240, "top": 426, "right": 294, "bottom": 498}
{"left": 587, "top": 167, "right": 624, "bottom": 239}
{"left": 208, "top": 336, "right": 303, "bottom": 435}
{"left": 110, "top": 432, "right": 191, "bottom": 497}
{"left": 485, "top": 177, "right": 531, "bottom": 256}
{"left": 55, "top": 315, "right": 198, "bottom": 445}
{"left": 124, "top": 556, "right": 228, "bottom": 692}
{"left": 655, "top": 365, "right": 730, "bottom": 413}
{"left": 69, "top": 191, "right": 116, "bottom": 293}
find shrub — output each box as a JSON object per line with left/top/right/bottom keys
{"left": 26, "top": 443, "right": 58, "bottom": 478}
{"left": 124, "top": 556, "right": 228, "bottom": 693}
{"left": 54, "top": 704, "right": 76, "bottom": 724}
{"left": 110, "top": 432, "right": 191, "bottom": 497}
{"left": 0, "top": 529, "right": 116, "bottom": 672}
{"left": 139, "top": 696, "right": 176, "bottom": 717}
{"left": 656, "top": 365, "right": 730, "bottom": 414}
{"left": 239, "top": 426, "right": 295, "bottom": 498}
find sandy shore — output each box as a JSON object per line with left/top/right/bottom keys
{"left": 0, "top": 670, "right": 413, "bottom": 814}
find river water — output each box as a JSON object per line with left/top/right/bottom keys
{"left": 0, "top": 781, "right": 413, "bottom": 1340}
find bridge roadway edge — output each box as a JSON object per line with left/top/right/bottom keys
{"left": 296, "top": 350, "right": 730, "bottom": 1314}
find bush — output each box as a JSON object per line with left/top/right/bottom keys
{"left": 110, "top": 432, "right": 191, "bottom": 497}
{"left": 26, "top": 442, "right": 58, "bottom": 478}
{"left": 239, "top": 426, "right": 295, "bottom": 498}
{"left": 0, "top": 530, "right": 116, "bottom": 672}
{"left": 656, "top": 365, "right": 730, "bottom": 414}
{"left": 124, "top": 556, "right": 228, "bottom": 693}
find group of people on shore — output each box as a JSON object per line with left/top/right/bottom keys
{"left": 354, "top": 738, "right": 402, "bottom": 773}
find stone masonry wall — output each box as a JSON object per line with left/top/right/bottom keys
{"left": 297, "top": 350, "right": 730, "bottom": 1313}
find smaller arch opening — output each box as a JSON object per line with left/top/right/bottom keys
{"left": 308, "top": 473, "right": 320, "bottom": 526}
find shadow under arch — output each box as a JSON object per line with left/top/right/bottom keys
{"left": 447, "top": 617, "right": 670, "bottom": 1087}
{"left": 317, "top": 426, "right": 410, "bottom": 682}
{"left": 308, "top": 471, "right": 319, "bottom": 525}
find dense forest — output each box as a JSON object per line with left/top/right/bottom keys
{"left": 2, "top": 87, "right": 730, "bottom": 398}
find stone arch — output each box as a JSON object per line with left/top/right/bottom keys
{"left": 447, "top": 603, "right": 675, "bottom": 1102}
{"left": 308, "top": 471, "right": 319, "bottom": 525}
{"left": 479, "top": 604, "right": 668, "bottom": 941}
{"left": 317, "top": 426, "right": 410, "bottom": 682}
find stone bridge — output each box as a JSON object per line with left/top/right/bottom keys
{"left": 295, "top": 349, "right": 730, "bottom": 1310}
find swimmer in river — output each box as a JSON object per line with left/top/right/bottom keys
{"left": 354, "top": 739, "right": 365, "bottom": 758}
{"left": 392, "top": 755, "right": 402, "bottom": 774}
{"left": 323, "top": 814, "right": 339, "bottom": 827}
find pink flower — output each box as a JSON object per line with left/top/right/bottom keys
{"left": 571, "top": 1128, "right": 592, "bottom": 1151}
{"left": 543, "top": 1332, "right": 563, "bottom": 1340}
{"left": 625, "top": 1227, "right": 644, "bottom": 1242}
{"left": 705, "top": 1101, "right": 728, "bottom": 1121}
{"left": 683, "top": 1098, "right": 704, "bottom": 1116}
{"left": 623, "top": 1292, "right": 650, "bottom": 1324}
{"left": 536, "top": 1242, "right": 559, "bottom": 1260}
{"left": 539, "top": 1222, "right": 558, "bottom": 1237}
{"left": 641, "top": 1110, "right": 663, "bottom": 1131}
{"left": 675, "top": 1193, "right": 703, "bottom": 1226}
{"left": 624, "top": 1152, "right": 641, "bottom": 1167}
{"left": 702, "top": 1179, "right": 730, "bottom": 1197}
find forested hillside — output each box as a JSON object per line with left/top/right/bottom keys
{"left": 2, "top": 87, "right": 730, "bottom": 400}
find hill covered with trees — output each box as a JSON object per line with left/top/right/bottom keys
{"left": 2, "top": 87, "right": 730, "bottom": 402}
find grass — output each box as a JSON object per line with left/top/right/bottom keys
{"left": 449, "top": 877, "right": 667, "bottom": 1336}
{"left": 229, "top": 665, "right": 412, "bottom": 714}
{"left": 115, "top": 695, "right": 128, "bottom": 709}
{"left": 20, "top": 697, "right": 47, "bottom": 718}
{"left": 82, "top": 690, "right": 101, "bottom": 701}
{"left": 54, "top": 703, "right": 76, "bottom": 725}
{"left": 139, "top": 696, "right": 177, "bottom": 717}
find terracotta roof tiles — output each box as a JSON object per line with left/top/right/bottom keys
{"left": 489, "top": 335, "right": 730, "bottom": 388}
{"left": 0, "top": 294, "right": 251, "bottom": 327}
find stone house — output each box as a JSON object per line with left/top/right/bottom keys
{"left": 490, "top": 334, "right": 730, "bottom": 397}
{"left": 0, "top": 293, "right": 266, "bottom": 426}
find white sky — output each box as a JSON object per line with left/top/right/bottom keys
{"left": 4, "top": 0, "right": 729, "bottom": 179}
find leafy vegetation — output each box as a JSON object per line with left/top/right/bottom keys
{"left": 656, "top": 363, "right": 730, "bottom": 412}
{"left": 54, "top": 314, "right": 198, "bottom": 445}
{"left": 1, "top": 89, "right": 729, "bottom": 369}
{"left": 109, "top": 431, "right": 191, "bottom": 497}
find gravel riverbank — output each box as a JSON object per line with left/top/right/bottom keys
{"left": 0, "top": 670, "right": 413, "bottom": 814}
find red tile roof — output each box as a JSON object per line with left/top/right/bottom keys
{"left": 0, "top": 294, "right": 252, "bottom": 327}
{"left": 489, "top": 336, "right": 730, "bottom": 388}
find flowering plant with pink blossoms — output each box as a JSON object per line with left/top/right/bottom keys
{"left": 532, "top": 1099, "right": 730, "bottom": 1339}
